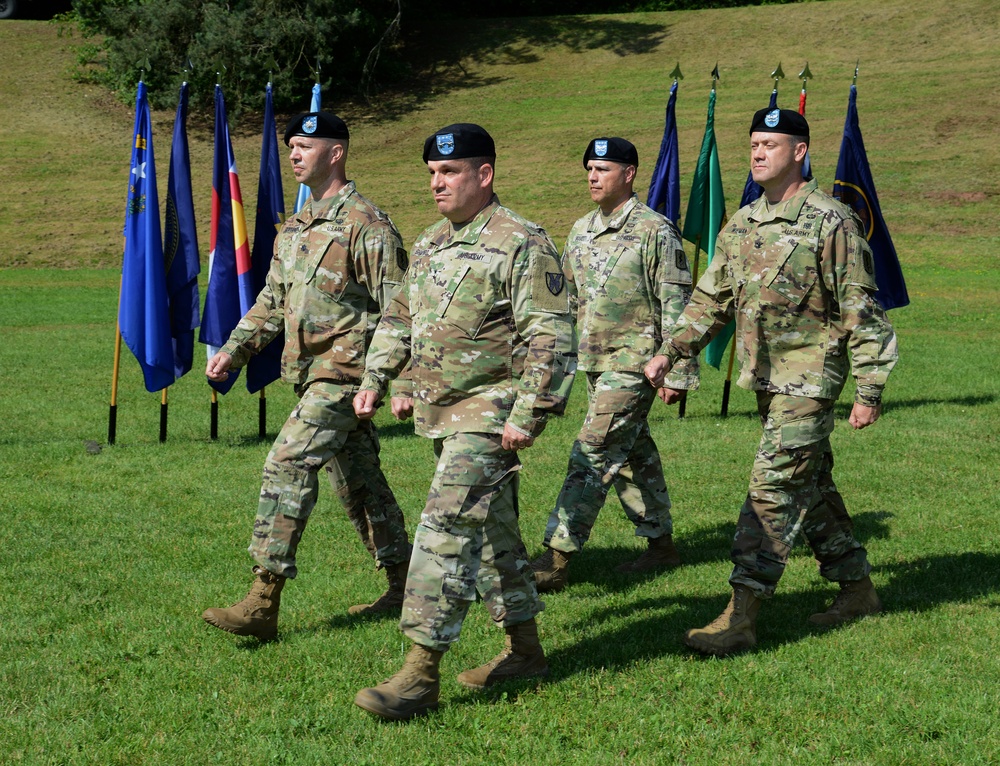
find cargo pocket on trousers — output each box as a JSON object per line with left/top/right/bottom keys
{"left": 580, "top": 389, "right": 639, "bottom": 447}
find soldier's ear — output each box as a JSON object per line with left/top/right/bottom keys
{"left": 478, "top": 162, "right": 494, "bottom": 189}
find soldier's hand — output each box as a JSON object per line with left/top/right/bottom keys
{"left": 390, "top": 396, "right": 413, "bottom": 421}
{"left": 354, "top": 389, "right": 381, "bottom": 420}
{"left": 502, "top": 422, "right": 535, "bottom": 452}
{"left": 849, "top": 402, "right": 881, "bottom": 430}
{"left": 658, "top": 387, "right": 685, "bottom": 405}
{"left": 206, "top": 351, "right": 233, "bottom": 382}
{"left": 644, "top": 355, "right": 672, "bottom": 388}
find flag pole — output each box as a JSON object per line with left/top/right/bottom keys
{"left": 211, "top": 388, "right": 219, "bottom": 440}
{"left": 259, "top": 388, "right": 266, "bottom": 439}
{"left": 109, "top": 321, "right": 122, "bottom": 445}
{"left": 720, "top": 333, "right": 737, "bottom": 417}
{"left": 160, "top": 388, "right": 168, "bottom": 441}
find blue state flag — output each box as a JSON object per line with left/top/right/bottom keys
{"left": 833, "top": 84, "right": 909, "bottom": 310}
{"left": 293, "top": 81, "right": 321, "bottom": 213}
{"left": 164, "top": 81, "right": 201, "bottom": 379}
{"left": 647, "top": 80, "right": 680, "bottom": 224}
{"left": 120, "top": 81, "right": 174, "bottom": 393}
{"left": 246, "top": 82, "right": 285, "bottom": 393}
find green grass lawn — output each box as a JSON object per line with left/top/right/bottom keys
{"left": 2, "top": 0, "right": 999, "bottom": 763}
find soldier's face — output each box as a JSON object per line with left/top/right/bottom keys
{"left": 427, "top": 159, "right": 494, "bottom": 224}
{"left": 288, "top": 136, "right": 342, "bottom": 189}
{"left": 587, "top": 160, "right": 635, "bottom": 213}
{"left": 750, "top": 132, "right": 807, "bottom": 189}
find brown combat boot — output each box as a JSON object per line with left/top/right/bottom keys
{"left": 348, "top": 560, "right": 409, "bottom": 616}
{"left": 354, "top": 644, "right": 443, "bottom": 720}
{"left": 684, "top": 585, "right": 762, "bottom": 656}
{"left": 456, "top": 618, "right": 549, "bottom": 690}
{"left": 531, "top": 548, "right": 572, "bottom": 593}
{"left": 202, "top": 566, "right": 286, "bottom": 641}
{"left": 809, "top": 575, "right": 882, "bottom": 626}
{"left": 616, "top": 534, "right": 682, "bottom": 573}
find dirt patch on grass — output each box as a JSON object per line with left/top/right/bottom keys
{"left": 924, "top": 190, "right": 993, "bottom": 204}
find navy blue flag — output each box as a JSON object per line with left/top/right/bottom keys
{"left": 164, "top": 82, "right": 201, "bottom": 379}
{"left": 119, "top": 81, "right": 174, "bottom": 393}
{"left": 833, "top": 84, "right": 909, "bottom": 310}
{"left": 199, "top": 84, "right": 255, "bottom": 394}
{"left": 246, "top": 82, "right": 286, "bottom": 393}
{"left": 647, "top": 80, "right": 680, "bottom": 224}
{"left": 739, "top": 89, "right": 779, "bottom": 209}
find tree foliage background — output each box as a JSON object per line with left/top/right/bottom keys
{"left": 68, "top": 0, "right": 804, "bottom": 115}
{"left": 70, "top": 0, "right": 404, "bottom": 114}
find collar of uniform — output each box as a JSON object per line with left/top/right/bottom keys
{"left": 748, "top": 178, "right": 818, "bottom": 224}
{"left": 292, "top": 180, "right": 357, "bottom": 225}
{"left": 442, "top": 194, "right": 501, "bottom": 247}
{"left": 588, "top": 193, "right": 639, "bottom": 234}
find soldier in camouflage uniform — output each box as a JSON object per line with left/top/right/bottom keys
{"left": 352, "top": 124, "right": 576, "bottom": 720}
{"left": 531, "top": 137, "right": 698, "bottom": 593}
{"left": 646, "top": 109, "right": 898, "bottom": 656}
{"left": 201, "top": 112, "right": 412, "bottom": 642}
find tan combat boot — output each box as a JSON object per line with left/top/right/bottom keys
{"left": 348, "top": 560, "right": 409, "bottom": 616}
{"left": 683, "top": 585, "right": 762, "bottom": 656}
{"left": 202, "top": 566, "right": 286, "bottom": 641}
{"left": 456, "top": 618, "right": 549, "bottom": 690}
{"left": 616, "top": 534, "right": 682, "bottom": 573}
{"left": 354, "top": 644, "right": 443, "bottom": 720}
{"left": 809, "top": 575, "right": 882, "bottom": 626}
{"left": 531, "top": 548, "right": 572, "bottom": 593}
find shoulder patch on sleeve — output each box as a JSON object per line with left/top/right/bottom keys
{"left": 531, "top": 253, "right": 570, "bottom": 313}
{"left": 848, "top": 232, "right": 878, "bottom": 291}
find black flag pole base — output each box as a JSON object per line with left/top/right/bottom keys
{"left": 211, "top": 401, "right": 219, "bottom": 440}
{"left": 720, "top": 380, "right": 732, "bottom": 418}
{"left": 108, "top": 404, "right": 117, "bottom": 445}
{"left": 677, "top": 392, "right": 687, "bottom": 419}
{"left": 258, "top": 396, "right": 266, "bottom": 440}
{"left": 160, "top": 402, "right": 168, "bottom": 442}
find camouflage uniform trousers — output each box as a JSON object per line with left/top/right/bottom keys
{"left": 730, "top": 392, "right": 871, "bottom": 598}
{"left": 249, "top": 380, "right": 409, "bottom": 579}
{"left": 543, "top": 370, "right": 673, "bottom": 555}
{"left": 401, "top": 432, "right": 542, "bottom": 653}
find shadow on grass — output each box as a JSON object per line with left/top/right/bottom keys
{"left": 370, "top": 16, "right": 670, "bottom": 121}
{"left": 832, "top": 392, "right": 997, "bottom": 418}
{"left": 507, "top": 549, "right": 1000, "bottom": 688}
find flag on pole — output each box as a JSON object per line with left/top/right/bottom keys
{"left": 163, "top": 81, "right": 201, "bottom": 379}
{"left": 246, "top": 82, "right": 285, "bottom": 393}
{"left": 647, "top": 80, "right": 681, "bottom": 224}
{"left": 682, "top": 88, "right": 731, "bottom": 369}
{"left": 799, "top": 86, "right": 813, "bottom": 180}
{"left": 119, "top": 81, "right": 174, "bottom": 393}
{"left": 833, "top": 84, "right": 909, "bottom": 310}
{"left": 199, "top": 84, "right": 255, "bottom": 394}
{"left": 293, "top": 81, "right": 321, "bottom": 213}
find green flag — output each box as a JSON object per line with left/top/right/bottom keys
{"left": 682, "top": 88, "right": 732, "bottom": 369}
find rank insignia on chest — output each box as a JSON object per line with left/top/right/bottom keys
{"left": 754, "top": 237, "right": 765, "bottom": 249}
{"left": 546, "top": 272, "right": 565, "bottom": 295}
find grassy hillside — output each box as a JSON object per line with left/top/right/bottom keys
{"left": 1, "top": 1, "right": 999, "bottom": 764}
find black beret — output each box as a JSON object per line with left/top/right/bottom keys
{"left": 283, "top": 112, "right": 350, "bottom": 145}
{"left": 423, "top": 123, "right": 496, "bottom": 162}
{"left": 749, "top": 108, "right": 810, "bottom": 139}
{"left": 583, "top": 137, "right": 638, "bottom": 168}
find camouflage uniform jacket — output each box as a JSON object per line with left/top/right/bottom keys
{"left": 564, "top": 194, "right": 698, "bottom": 390}
{"left": 361, "top": 196, "right": 577, "bottom": 439}
{"left": 220, "top": 182, "right": 407, "bottom": 389}
{"left": 659, "top": 180, "right": 897, "bottom": 405}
